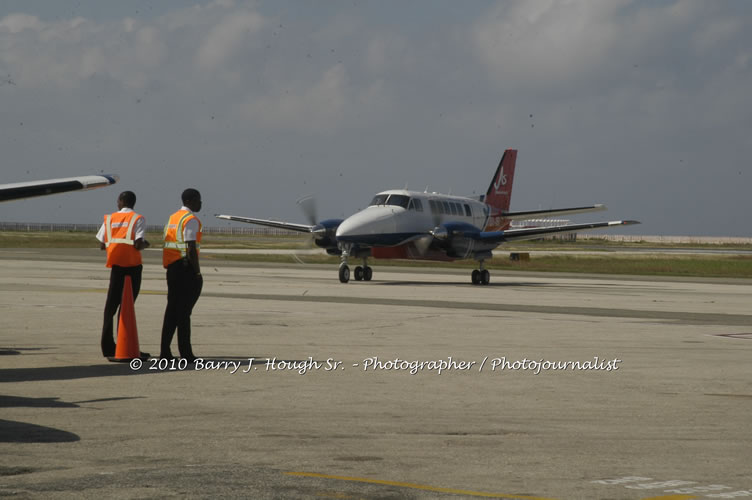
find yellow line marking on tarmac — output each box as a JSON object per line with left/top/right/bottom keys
{"left": 284, "top": 472, "right": 558, "bottom": 499}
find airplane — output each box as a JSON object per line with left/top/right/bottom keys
{"left": 0, "top": 174, "right": 119, "bottom": 202}
{"left": 216, "top": 150, "right": 639, "bottom": 284}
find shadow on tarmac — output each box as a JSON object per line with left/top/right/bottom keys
{"left": 373, "top": 280, "right": 551, "bottom": 287}
{"left": 0, "top": 363, "right": 154, "bottom": 383}
{"left": 0, "top": 347, "right": 48, "bottom": 356}
{"left": 0, "top": 357, "right": 311, "bottom": 383}
{"left": 0, "top": 395, "right": 143, "bottom": 408}
{"left": 0, "top": 419, "right": 80, "bottom": 443}
{"left": 0, "top": 395, "right": 79, "bottom": 408}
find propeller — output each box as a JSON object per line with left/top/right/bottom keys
{"left": 414, "top": 201, "right": 447, "bottom": 256}
{"left": 296, "top": 195, "right": 317, "bottom": 226}
{"left": 294, "top": 195, "right": 338, "bottom": 252}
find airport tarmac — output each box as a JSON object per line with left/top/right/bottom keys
{"left": 1, "top": 248, "right": 751, "bottom": 499}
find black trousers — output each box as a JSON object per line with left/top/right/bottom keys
{"left": 160, "top": 260, "right": 203, "bottom": 358}
{"left": 101, "top": 265, "right": 142, "bottom": 356}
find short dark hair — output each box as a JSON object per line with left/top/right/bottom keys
{"left": 181, "top": 188, "right": 201, "bottom": 204}
{"left": 119, "top": 191, "right": 136, "bottom": 208}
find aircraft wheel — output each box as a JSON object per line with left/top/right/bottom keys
{"left": 363, "top": 266, "right": 373, "bottom": 281}
{"left": 471, "top": 269, "right": 480, "bottom": 285}
{"left": 339, "top": 265, "right": 350, "bottom": 283}
{"left": 480, "top": 269, "right": 490, "bottom": 285}
{"left": 354, "top": 266, "right": 364, "bottom": 281}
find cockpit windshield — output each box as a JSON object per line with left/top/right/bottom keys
{"left": 369, "top": 194, "right": 410, "bottom": 208}
{"left": 369, "top": 194, "right": 389, "bottom": 206}
{"left": 385, "top": 194, "right": 410, "bottom": 208}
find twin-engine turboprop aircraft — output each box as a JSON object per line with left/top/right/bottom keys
{"left": 216, "top": 150, "right": 639, "bottom": 284}
{"left": 0, "top": 174, "right": 119, "bottom": 202}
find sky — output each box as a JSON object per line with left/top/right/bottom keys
{"left": 0, "top": 0, "right": 750, "bottom": 236}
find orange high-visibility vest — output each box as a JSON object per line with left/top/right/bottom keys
{"left": 163, "top": 210, "right": 202, "bottom": 268}
{"left": 103, "top": 211, "right": 144, "bottom": 268}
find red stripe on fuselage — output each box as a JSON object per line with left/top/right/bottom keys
{"left": 372, "top": 244, "right": 456, "bottom": 262}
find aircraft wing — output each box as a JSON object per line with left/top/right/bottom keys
{"left": 473, "top": 220, "right": 640, "bottom": 244}
{"left": 502, "top": 204, "right": 606, "bottom": 220}
{"left": 0, "top": 174, "right": 119, "bottom": 203}
{"left": 215, "top": 214, "right": 314, "bottom": 233}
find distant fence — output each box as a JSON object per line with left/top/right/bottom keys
{"left": 579, "top": 234, "right": 752, "bottom": 245}
{"left": 0, "top": 222, "right": 298, "bottom": 236}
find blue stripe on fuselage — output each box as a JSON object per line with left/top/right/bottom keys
{"left": 336, "top": 232, "right": 422, "bottom": 247}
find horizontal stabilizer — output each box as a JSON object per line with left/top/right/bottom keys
{"left": 502, "top": 204, "right": 606, "bottom": 220}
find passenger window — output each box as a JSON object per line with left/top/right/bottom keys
{"left": 442, "top": 201, "right": 450, "bottom": 214}
{"left": 449, "top": 203, "right": 458, "bottom": 216}
{"left": 464, "top": 204, "right": 471, "bottom": 217}
{"left": 429, "top": 200, "right": 437, "bottom": 213}
{"left": 414, "top": 199, "right": 423, "bottom": 212}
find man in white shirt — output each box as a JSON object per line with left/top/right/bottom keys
{"left": 96, "top": 191, "right": 149, "bottom": 358}
{"left": 160, "top": 188, "right": 203, "bottom": 362}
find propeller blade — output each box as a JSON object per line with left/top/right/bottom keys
{"left": 413, "top": 234, "right": 433, "bottom": 256}
{"left": 296, "top": 195, "right": 317, "bottom": 226}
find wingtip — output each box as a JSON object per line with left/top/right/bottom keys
{"left": 103, "top": 174, "right": 119, "bottom": 184}
{"left": 623, "top": 220, "right": 641, "bottom": 225}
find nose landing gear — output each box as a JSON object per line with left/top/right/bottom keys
{"left": 339, "top": 263, "right": 350, "bottom": 283}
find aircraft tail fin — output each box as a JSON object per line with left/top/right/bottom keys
{"left": 484, "top": 149, "right": 517, "bottom": 212}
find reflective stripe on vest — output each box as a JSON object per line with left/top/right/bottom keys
{"left": 106, "top": 214, "right": 135, "bottom": 246}
{"left": 163, "top": 210, "right": 202, "bottom": 268}
{"left": 104, "top": 212, "right": 143, "bottom": 268}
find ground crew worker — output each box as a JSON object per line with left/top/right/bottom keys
{"left": 97, "top": 191, "right": 150, "bottom": 358}
{"left": 160, "top": 188, "right": 203, "bottom": 362}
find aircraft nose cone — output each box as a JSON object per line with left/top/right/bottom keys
{"left": 335, "top": 217, "right": 358, "bottom": 239}
{"left": 336, "top": 208, "right": 397, "bottom": 243}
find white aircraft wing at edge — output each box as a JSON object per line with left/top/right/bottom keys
{"left": 0, "top": 174, "right": 119, "bottom": 203}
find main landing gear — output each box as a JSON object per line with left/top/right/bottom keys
{"left": 354, "top": 262, "right": 373, "bottom": 282}
{"left": 471, "top": 260, "right": 490, "bottom": 285}
{"left": 339, "top": 247, "right": 372, "bottom": 284}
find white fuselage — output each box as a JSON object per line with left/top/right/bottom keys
{"left": 335, "top": 189, "right": 497, "bottom": 248}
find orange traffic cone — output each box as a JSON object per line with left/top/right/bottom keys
{"left": 113, "top": 275, "right": 141, "bottom": 361}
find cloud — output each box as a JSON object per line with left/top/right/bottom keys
{"left": 0, "top": 13, "right": 43, "bottom": 33}
{"left": 196, "top": 10, "right": 265, "bottom": 70}
{"left": 470, "top": 0, "right": 748, "bottom": 96}
{"left": 0, "top": 13, "right": 168, "bottom": 90}
{"left": 238, "top": 64, "right": 387, "bottom": 134}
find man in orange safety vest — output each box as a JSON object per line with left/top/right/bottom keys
{"left": 160, "top": 188, "right": 202, "bottom": 362}
{"left": 97, "top": 191, "right": 150, "bottom": 358}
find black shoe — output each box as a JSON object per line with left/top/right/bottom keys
{"left": 182, "top": 355, "right": 197, "bottom": 364}
{"left": 159, "top": 353, "right": 175, "bottom": 361}
{"left": 139, "top": 351, "right": 150, "bottom": 360}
